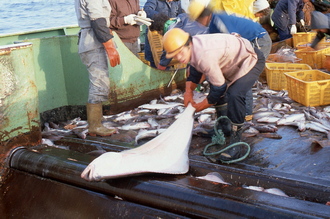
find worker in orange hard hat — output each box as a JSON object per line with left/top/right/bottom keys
{"left": 163, "top": 28, "right": 265, "bottom": 161}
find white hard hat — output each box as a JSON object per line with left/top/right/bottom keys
{"left": 253, "top": 0, "right": 270, "bottom": 14}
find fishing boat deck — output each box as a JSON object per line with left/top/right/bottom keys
{"left": 2, "top": 127, "right": 329, "bottom": 218}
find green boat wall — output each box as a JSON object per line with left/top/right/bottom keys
{"left": 0, "top": 26, "right": 186, "bottom": 177}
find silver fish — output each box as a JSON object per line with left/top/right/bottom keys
{"left": 198, "top": 113, "right": 212, "bottom": 124}
{"left": 276, "top": 113, "right": 305, "bottom": 125}
{"left": 306, "top": 121, "right": 330, "bottom": 134}
{"left": 73, "top": 128, "right": 89, "bottom": 139}
{"left": 135, "top": 128, "right": 167, "bottom": 144}
{"left": 119, "top": 122, "right": 151, "bottom": 130}
{"left": 264, "top": 188, "right": 289, "bottom": 197}
{"left": 138, "top": 102, "right": 183, "bottom": 110}
{"left": 257, "top": 116, "right": 280, "bottom": 123}
{"left": 41, "top": 138, "right": 55, "bottom": 146}
{"left": 243, "top": 185, "right": 265, "bottom": 192}
{"left": 253, "top": 111, "right": 282, "bottom": 120}
{"left": 196, "top": 172, "right": 231, "bottom": 185}
{"left": 147, "top": 118, "right": 160, "bottom": 128}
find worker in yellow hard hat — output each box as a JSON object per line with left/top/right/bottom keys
{"left": 163, "top": 28, "right": 265, "bottom": 161}
{"left": 187, "top": 0, "right": 271, "bottom": 123}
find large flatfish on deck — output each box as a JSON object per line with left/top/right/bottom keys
{"left": 81, "top": 104, "right": 196, "bottom": 181}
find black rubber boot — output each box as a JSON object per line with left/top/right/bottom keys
{"left": 200, "top": 104, "right": 230, "bottom": 138}
{"left": 215, "top": 104, "right": 231, "bottom": 137}
{"left": 218, "top": 123, "right": 244, "bottom": 161}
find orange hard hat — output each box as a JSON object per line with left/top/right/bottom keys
{"left": 162, "top": 28, "right": 190, "bottom": 59}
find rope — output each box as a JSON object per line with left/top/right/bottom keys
{"left": 203, "top": 116, "right": 251, "bottom": 164}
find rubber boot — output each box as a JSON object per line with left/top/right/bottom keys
{"left": 215, "top": 104, "right": 231, "bottom": 137}
{"left": 200, "top": 103, "right": 230, "bottom": 138}
{"left": 218, "top": 123, "right": 244, "bottom": 161}
{"left": 87, "top": 103, "right": 116, "bottom": 137}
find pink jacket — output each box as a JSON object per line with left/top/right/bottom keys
{"left": 190, "top": 34, "right": 257, "bottom": 87}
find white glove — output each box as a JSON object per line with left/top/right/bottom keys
{"left": 290, "top": 24, "right": 297, "bottom": 35}
{"left": 300, "top": 19, "right": 305, "bottom": 27}
{"left": 135, "top": 17, "right": 153, "bottom": 26}
{"left": 124, "top": 14, "right": 137, "bottom": 25}
{"left": 137, "top": 10, "right": 147, "bottom": 18}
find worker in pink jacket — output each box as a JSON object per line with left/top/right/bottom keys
{"left": 163, "top": 28, "right": 265, "bottom": 161}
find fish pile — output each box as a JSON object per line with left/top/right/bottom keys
{"left": 41, "top": 83, "right": 330, "bottom": 147}
{"left": 41, "top": 89, "right": 217, "bottom": 145}
{"left": 248, "top": 82, "right": 330, "bottom": 145}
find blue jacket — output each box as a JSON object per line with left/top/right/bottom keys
{"left": 144, "top": 0, "right": 183, "bottom": 19}
{"left": 271, "top": 0, "right": 304, "bottom": 31}
{"left": 208, "top": 12, "right": 267, "bottom": 41}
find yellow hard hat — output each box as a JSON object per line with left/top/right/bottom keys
{"left": 188, "top": 0, "right": 207, "bottom": 20}
{"left": 162, "top": 28, "right": 190, "bottom": 59}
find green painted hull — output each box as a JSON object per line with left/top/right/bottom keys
{"left": 0, "top": 26, "right": 186, "bottom": 173}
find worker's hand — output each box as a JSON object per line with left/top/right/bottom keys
{"left": 192, "top": 98, "right": 213, "bottom": 112}
{"left": 184, "top": 81, "right": 197, "bottom": 106}
{"left": 157, "top": 64, "right": 167, "bottom": 70}
{"left": 137, "top": 10, "right": 147, "bottom": 18}
{"left": 124, "top": 14, "right": 137, "bottom": 25}
{"left": 290, "top": 25, "right": 297, "bottom": 35}
{"left": 103, "top": 39, "right": 120, "bottom": 67}
{"left": 184, "top": 91, "right": 194, "bottom": 107}
{"left": 300, "top": 19, "right": 305, "bottom": 27}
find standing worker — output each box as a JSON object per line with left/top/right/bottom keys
{"left": 271, "top": 0, "right": 310, "bottom": 41}
{"left": 162, "top": 28, "right": 265, "bottom": 161}
{"left": 108, "top": 0, "right": 147, "bottom": 57}
{"left": 74, "top": 0, "right": 120, "bottom": 137}
{"left": 143, "top": 0, "right": 184, "bottom": 68}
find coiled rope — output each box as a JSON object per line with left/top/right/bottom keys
{"left": 203, "top": 116, "right": 250, "bottom": 164}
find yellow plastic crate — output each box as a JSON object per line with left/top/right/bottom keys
{"left": 292, "top": 32, "right": 317, "bottom": 48}
{"left": 294, "top": 46, "right": 330, "bottom": 69}
{"left": 147, "top": 29, "right": 181, "bottom": 67}
{"left": 284, "top": 70, "right": 330, "bottom": 106}
{"left": 265, "top": 63, "right": 312, "bottom": 90}
{"left": 138, "top": 52, "right": 149, "bottom": 65}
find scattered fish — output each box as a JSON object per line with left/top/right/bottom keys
{"left": 135, "top": 128, "right": 167, "bottom": 144}
{"left": 196, "top": 172, "right": 231, "bottom": 185}
{"left": 119, "top": 122, "right": 151, "bottom": 130}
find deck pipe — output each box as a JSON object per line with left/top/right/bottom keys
{"left": 7, "top": 147, "right": 330, "bottom": 219}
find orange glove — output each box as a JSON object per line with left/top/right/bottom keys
{"left": 157, "top": 64, "right": 167, "bottom": 70}
{"left": 192, "top": 98, "right": 213, "bottom": 112}
{"left": 103, "top": 39, "right": 120, "bottom": 67}
{"left": 184, "top": 81, "right": 197, "bottom": 106}
{"left": 184, "top": 91, "right": 194, "bottom": 107}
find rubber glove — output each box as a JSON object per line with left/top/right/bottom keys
{"left": 192, "top": 98, "right": 213, "bottom": 112}
{"left": 157, "top": 64, "right": 167, "bottom": 70}
{"left": 103, "top": 39, "right": 120, "bottom": 67}
{"left": 124, "top": 14, "right": 137, "bottom": 25}
{"left": 137, "top": 10, "right": 147, "bottom": 18}
{"left": 184, "top": 81, "right": 197, "bottom": 107}
{"left": 300, "top": 19, "right": 305, "bottom": 27}
{"left": 290, "top": 25, "right": 297, "bottom": 35}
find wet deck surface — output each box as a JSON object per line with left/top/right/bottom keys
{"left": 2, "top": 125, "right": 330, "bottom": 218}
{"left": 189, "top": 125, "right": 330, "bottom": 181}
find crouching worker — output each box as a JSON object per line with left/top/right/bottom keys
{"left": 162, "top": 28, "right": 265, "bottom": 161}
{"left": 75, "top": 0, "right": 120, "bottom": 137}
